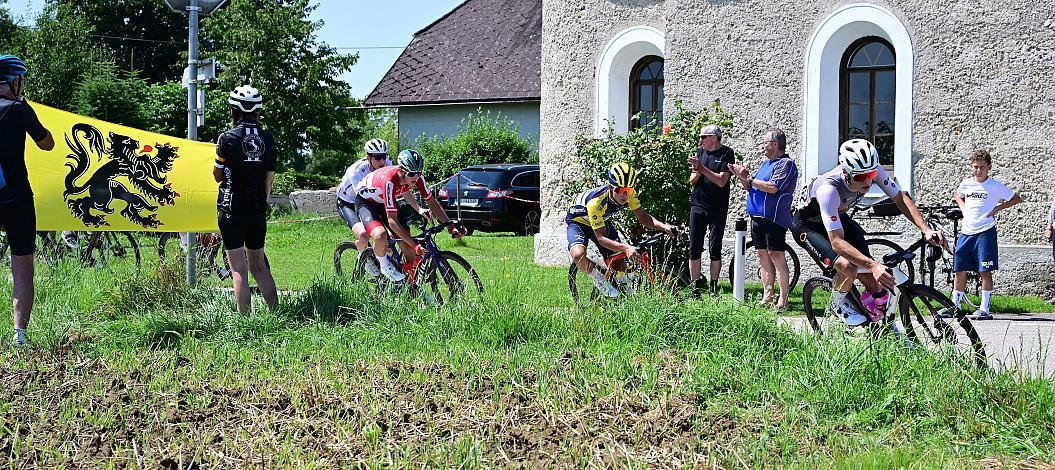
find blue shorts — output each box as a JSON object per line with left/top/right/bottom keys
{"left": 566, "top": 221, "right": 622, "bottom": 259}
{"left": 954, "top": 226, "right": 998, "bottom": 272}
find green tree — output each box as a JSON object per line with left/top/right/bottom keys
{"left": 70, "top": 62, "right": 151, "bottom": 128}
{"left": 60, "top": 0, "right": 188, "bottom": 84}
{"left": 15, "top": 2, "right": 110, "bottom": 109}
{"left": 413, "top": 108, "right": 536, "bottom": 183}
{"left": 202, "top": 0, "right": 365, "bottom": 171}
{"left": 144, "top": 80, "right": 228, "bottom": 141}
{"left": 0, "top": 0, "right": 23, "bottom": 40}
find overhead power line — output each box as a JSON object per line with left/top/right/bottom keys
{"left": 89, "top": 34, "right": 405, "bottom": 51}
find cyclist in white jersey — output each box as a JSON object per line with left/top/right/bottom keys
{"left": 792, "top": 139, "right": 944, "bottom": 326}
{"left": 336, "top": 138, "right": 427, "bottom": 276}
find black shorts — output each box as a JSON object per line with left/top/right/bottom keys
{"left": 688, "top": 209, "right": 727, "bottom": 262}
{"left": 790, "top": 210, "right": 870, "bottom": 269}
{"left": 218, "top": 212, "right": 267, "bottom": 251}
{"left": 750, "top": 216, "right": 788, "bottom": 252}
{"left": 0, "top": 202, "right": 36, "bottom": 256}
{"left": 352, "top": 196, "right": 398, "bottom": 235}
{"left": 337, "top": 198, "right": 361, "bottom": 230}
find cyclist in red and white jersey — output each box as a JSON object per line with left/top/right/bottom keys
{"left": 352, "top": 149, "right": 462, "bottom": 281}
{"left": 792, "top": 139, "right": 944, "bottom": 326}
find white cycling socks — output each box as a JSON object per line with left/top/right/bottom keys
{"left": 981, "top": 290, "right": 993, "bottom": 313}
{"left": 952, "top": 290, "right": 965, "bottom": 309}
{"left": 831, "top": 290, "right": 848, "bottom": 306}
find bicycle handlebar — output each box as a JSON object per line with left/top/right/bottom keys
{"left": 412, "top": 219, "right": 464, "bottom": 242}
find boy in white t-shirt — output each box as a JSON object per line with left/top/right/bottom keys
{"left": 949, "top": 149, "right": 1022, "bottom": 320}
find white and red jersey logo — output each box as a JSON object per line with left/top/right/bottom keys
{"left": 354, "top": 165, "right": 432, "bottom": 213}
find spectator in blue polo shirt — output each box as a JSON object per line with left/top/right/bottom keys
{"left": 729, "top": 128, "right": 798, "bottom": 310}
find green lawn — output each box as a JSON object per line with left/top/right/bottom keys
{"left": 1, "top": 215, "right": 1054, "bottom": 467}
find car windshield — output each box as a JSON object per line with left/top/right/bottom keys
{"left": 448, "top": 170, "right": 506, "bottom": 188}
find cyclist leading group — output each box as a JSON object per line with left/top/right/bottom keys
{"left": 792, "top": 139, "right": 946, "bottom": 326}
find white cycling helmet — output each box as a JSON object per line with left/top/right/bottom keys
{"left": 363, "top": 138, "right": 389, "bottom": 155}
{"left": 228, "top": 85, "right": 263, "bottom": 113}
{"left": 838, "top": 139, "right": 880, "bottom": 175}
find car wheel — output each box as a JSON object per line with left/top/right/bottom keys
{"left": 518, "top": 209, "right": 541, "bottom": 236}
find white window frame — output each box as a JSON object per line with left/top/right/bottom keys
{"left": 803, "top": 3, "right": 915, "bottom": 196}
{"left": 595, "top": 26, "right": 665, "bottom": 137}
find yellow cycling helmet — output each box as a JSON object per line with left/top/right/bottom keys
{"left": 608, "top": 162, "right": 638, "bottom": 188}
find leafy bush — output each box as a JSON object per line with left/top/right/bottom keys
{"left": 70, "top": 62, "right": 151, "bottom": 129}
{"left": 412, "top": 108, "right": 536, "bottom": 184}
{"left": 272, "top": 170, "right": 339, "bottom": 195}
{"left": 144, "top": 80, "right": 230, "bottom": 142}
{"left": 572, "top": 101, "right": 735, "bottom": 238}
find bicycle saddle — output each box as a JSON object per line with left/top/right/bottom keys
{"left": 943, "top": 208, "right": 963, "bottom": 220}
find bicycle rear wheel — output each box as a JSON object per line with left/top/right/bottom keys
{"left": 802, "top": 276, "right": 842, "bottom": 336}
{"left": 899, "top": 284, "right": 986, "bottom": 368}
{"left": 728, "top": 241, "right": 801, "bottom": 291}
{"left": 568, "top": 260, "right": 606, "bottom": 303}
{"left": 82, "top": 232, "right": 141, "bottom": 269}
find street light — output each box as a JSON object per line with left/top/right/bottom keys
{"left": 165, "top": 0, "right": 227, "bottom": 286}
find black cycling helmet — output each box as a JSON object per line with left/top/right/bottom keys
{"left": 0, "top": 55, "right": 28, "bottom": 84}
{"left": 397, "top": 149, "right": 425, "bottom": 173}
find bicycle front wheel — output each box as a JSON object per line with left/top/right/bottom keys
{"left": 333, "top": 241, "right": 359, "bottom": 276}
{"left": 728, "top": 241, "right": 802, "bottom": 291}
{"left": 568, "top": 260, "right": 607, "bottom": 303}
{"left": 899, "top": 284, "right": 986, "bottom": 368}
{"left": 419, "top": 251, "right": 483, "bottom": 303}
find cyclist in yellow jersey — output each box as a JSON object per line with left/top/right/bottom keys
{"left": 566, "top": 163, "right": 677, "bottom": 298}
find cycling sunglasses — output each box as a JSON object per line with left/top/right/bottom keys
{"left": 404, "top": 171, "right": 422, "bottom": 178}
{"left": 613, "top": 186, "right": 636, "bottom": 197}
{"left": 851, "top": 169, "right": 878, "bottom": 183}
{"left": 368, "top": 154, "right": 388, "bottom": 160}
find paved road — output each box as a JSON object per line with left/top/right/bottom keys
{"left": 780, "top": 313, "right": 1055, "bottom": 377}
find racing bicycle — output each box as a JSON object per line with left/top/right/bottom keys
{"left": 568, "top": 230, "right": 690, "bottom": 302}
{"left": 334, "top": 219, "right": 483, "bottom": 303}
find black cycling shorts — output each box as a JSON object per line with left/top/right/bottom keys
{"left": 352, "top": 196, "right": 399, "bottom": 235}
{"left": 790, "top": 210, "right": 870, "bottom": 269}
{"left": 218, "top": 212, "right": 267, "bottom": 251}
{"left": 0, "top": 202, "right": 36, "bottom": 256}
{"left": 750, "top": 216, "right": 788, "bottom": 252}
{"left": 688, "top": 209, "right": 727, "bottom": 262}
{"left": 337, "top": 198, "right": 362, "bottom": 231}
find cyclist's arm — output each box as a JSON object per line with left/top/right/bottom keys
{"left": 828, "top": 228, "right": 881, "bottom": 270}
{"left": 265, "top": 171, "right": 275, "bottom": 197}
{"left": 892, "top": 191, "right": 938, "bottom": 236}
{"left": 630, "top": 207, "right": 674, "bottom": 234}
{"left": 34, "top": 131, "right": 54, "bottom": 151}
{"left": 424, "top": 196, "right": 451, "bottom": 224}
{"left": 403, "top": 192, "right": 424, "bottom": 213}
{"left": 592, "top": 225, "right": 632, "bottom": 253}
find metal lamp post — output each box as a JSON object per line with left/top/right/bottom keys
{"left": 164, "top": 0, "right": 227, "bottom": 286}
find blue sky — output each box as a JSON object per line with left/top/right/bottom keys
{"left": 3, "top": 0, "right": 463, "bottom": 98}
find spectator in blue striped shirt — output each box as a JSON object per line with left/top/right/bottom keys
{"left": 729, "top": 128, "right": 799, "bottom": 310}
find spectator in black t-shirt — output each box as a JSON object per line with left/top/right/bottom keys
{"left": 213, "top": 85, "right": 278, "bottom": 315}
{"left": 0, "top": 55, "right": 54, "bottom": 347}
{"left": 687, "top": 124, "right": 735, "bottom": 296}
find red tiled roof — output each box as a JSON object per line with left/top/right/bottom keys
{"left": 364, "top": 0, "right": 541, "bottom": 106}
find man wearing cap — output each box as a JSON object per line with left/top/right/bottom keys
{"left": 0, "top": 55, "right": 55, "bottom": 346}
{"left": 687, "top": 124, "right": 735, "bottom": 296}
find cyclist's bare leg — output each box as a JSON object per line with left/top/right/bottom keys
{"left": 397, "top": 238, "right": 417, "bottom": 265}
{"left": 247, "top": 248, "right": 278, "bottom": 311}
{"left": 570, "top": 244, "right": 594, "bottom": 275}
{"left": 767, "top": 249, "right": 790, "bottom": 308}
{"left": 857, "top": 272, "right": 881, "bottom": 294}
{"left": 756, "top": 249, "right": 775, "bottom": 304}
{"left": 225, "top": 248, "right": 251, "bottom": 315}
{"left": 11, "top": 254, "right": 33, "bottom": 330}
{"left": 608, "top": 258, "right": 629, "bottom": 278}
{"left": 688, "top": 258, "right": 701, "bottom": 282}
{"left": 832, "top": 257, "right": 859, "bottom": 294}
{"left": 369, "top": 225, "right": 389, "bottom": 258}
{"left": 352, "top": 222, "right": 370, "bottom": 251}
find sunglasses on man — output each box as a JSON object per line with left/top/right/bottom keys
{"left": 368, "top": 154, "right": 388, "bottom": 160}
{"left": 404, "top": 171, "right": 422, "bottom": 178}
{"left": 613, "top": 186, "right": 636, "bottom": 197}
{"left": 850, "top": 169, "right": 878, "bottom": 183}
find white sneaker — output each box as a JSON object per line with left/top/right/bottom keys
{"left": 379, "top": 261, "right": 406, "bottom": 282}
{"left": 363, "top": 257, "right": 380, "bottom": 277}
{"left": 833, "top": 299, "right": 868, "bottom": 327}
{"left": 592, "top": 276, "right": 619, "bottom": 298}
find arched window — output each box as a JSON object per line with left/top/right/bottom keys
{"left": 629, "top": 56, "right": 663, "bottom": 131}
{"left": 841, "top": 37, "right": 896, "bottom": 167}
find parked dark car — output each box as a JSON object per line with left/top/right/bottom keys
{"left": 437, "top": 164, "right": 540, "bottom": 236}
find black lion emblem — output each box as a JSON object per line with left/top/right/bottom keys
{"left": 62, "top": 123, "right": 180, "bottom": 228}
